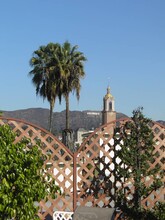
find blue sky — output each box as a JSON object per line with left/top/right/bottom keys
{"left": 0, "top": 0, "right": 164, "bottom": 121}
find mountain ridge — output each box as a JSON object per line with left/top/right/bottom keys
{"left": 1, "top": 108, "right": 165, "bottom": 135}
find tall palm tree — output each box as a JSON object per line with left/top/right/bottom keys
{"left": 29, "top": 43, "right": 61, "bottom": 132}
{"left": 29, "top": 41, "right": 86, "bottom": 135}
{"left": 60, "top": 41, "right": 87, "bottom": 130}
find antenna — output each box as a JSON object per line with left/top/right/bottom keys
{"left": 107, "top": 77, "right": 110, "bottom": 87}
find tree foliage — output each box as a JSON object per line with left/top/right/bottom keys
{"left": 29, "top": 43, "right": 61, "bottom": 132}
{"left": 29, "top": 41, "right": 86, "bottom": 133}
{"left": 0, "top": 125, "right": 60, "bottom": 220}
{"left": 59, "top": 41, "right": 86, "bottom": 130}
{"left": 116, "top": 107, "right": 163, "bottom": 220}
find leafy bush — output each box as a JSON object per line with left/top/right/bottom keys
{"left": 0, "top": 124, "right": 60, "bottom": 220}
{"left": 152, "top": 202, "right": 165, "bottom": 220}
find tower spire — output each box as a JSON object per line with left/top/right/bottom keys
{"left": 102, "top": 85, "right": 116, "bottom": 125}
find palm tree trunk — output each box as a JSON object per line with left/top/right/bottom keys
{"left": 65, "top": 93, "right": 70, "bottom": 130}
{"left": 49, "top": 100, "right": 55, "bottom": 132}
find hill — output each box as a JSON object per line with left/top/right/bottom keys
{"left": 2, "top": 108, "right": 128, "bottom": 134}
{"left": 2, "top": 108, "right": 164, "bottom": 135}
{"left": 157, "top": 120, "right": 165, "bottom": 126}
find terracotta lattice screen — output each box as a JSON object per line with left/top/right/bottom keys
{"left": 76, "top": 119, "right": 165, "bottom": 211}
{"left": 0, "top": 117, "right": 164, "bottom": 220}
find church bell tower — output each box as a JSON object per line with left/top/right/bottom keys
{"left": 102, "top": 86, "right": 116, "bottom": 124}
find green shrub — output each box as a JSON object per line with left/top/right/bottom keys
{"left": 0, "top": 124, "right": 60, "bottom": 220}
{"left": 116, "top": 108, "right": 163, "bottom": 220}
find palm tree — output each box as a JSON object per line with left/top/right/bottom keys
{"left": 60, "top": 41, "right": 87, "bottom": 130}
{"left": 29, "top": 43, "right": 61, "bottom": 132}
{"left": 29, "top": 41, "right": 86, "bottom": 136}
